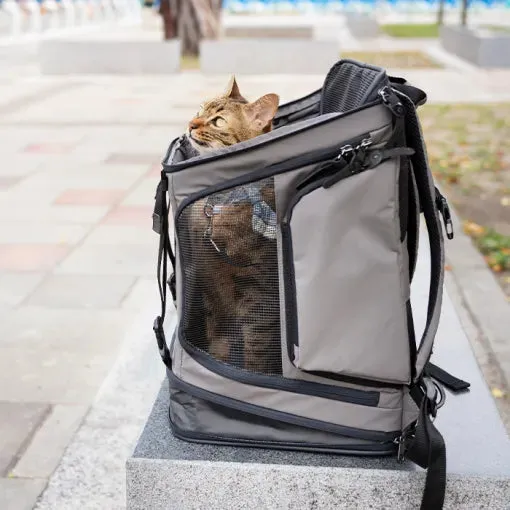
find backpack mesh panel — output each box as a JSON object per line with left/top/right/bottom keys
{"left": 177, "top": 177, "right": 282, "bottom": 376}
{"left": 320, "top": 60, "right": 388, "bottom": 114}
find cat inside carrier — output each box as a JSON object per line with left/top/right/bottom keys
{"left": 152, "top": 59, "right": 470, "bottom": 510}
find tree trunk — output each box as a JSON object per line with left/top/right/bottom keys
{"left": 437, "top": 0, "right": 445, "bottom": 26}
{"left": 159, "top": 0, "right": 223, "bottom": 56}
{"left": 460, "top": 0, "right": 469, "bottom": 26}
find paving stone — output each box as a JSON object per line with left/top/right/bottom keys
{"left": 0, "top": 307, "right": 126, "bottom": 403}
{"left": 55, "top": 243, "right": 156, "bottom": 276}
{"left": 53, "top": 189, "right": 126, "bottom": 207}
{"left": 0, "top": 273, "right": 46, "bottom": 308}
{"left": 121, "top": 277, "right": 157, "bottom": 310}
{"left": 103, "top": 205, "right": 154, "bottom": 228}
{"left": 12, "top": 404, "right": 88, "bottom": 479}
{"left": 22, "top": 143, "right": 76, "bottom": 155}
{"left": 0, "top": 223, "right": 90, "bottom": 244}
{"left": 0, "top": 155, "right": 43, "bottom": 177}
{"left": 0, "top": 201, "right": 111, "bottom": 225}
{"left": 121, "top": 179, "right": 156, "bottom": 207}
{"left": 104, "top": 153, "right": 162, "bottom": 165}
{"left": 85, "top": 224, "right": 158, "bottom": 246}
{"left": 0, "top": 244, "right": 71, "bottom": 271}
{"left": 0, "top": 177, "right": 23, "bottom": 190}
{"left": 0, "top": 478, "right": 47, "bottom": 510}
{"left": 26, "top": 275, "right": 137, "bottom": 309}
{"left": 0, "top": 402, "right": 50, "bottom": 475}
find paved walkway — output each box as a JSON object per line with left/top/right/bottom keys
{"left": 1, "top": 31, "right": 510, "bottom": 510}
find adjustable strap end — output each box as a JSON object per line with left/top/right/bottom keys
{"left": 153, "top": 316, "right": 171, "bottom": 367}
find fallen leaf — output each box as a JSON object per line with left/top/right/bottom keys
{"left": 445, "top": 264, "right": 452, "bottom": 271}
{"left": 491, "top": 387, "right": 506, "bottom": 399}
{"left": 463, "top": 221, "right": 485, "bottom": 237}
{"left": 492, "top": 264, "right": 503, "bottom": 273}
{"left": 501, "top": 197, "right": 510, "bottom": 207}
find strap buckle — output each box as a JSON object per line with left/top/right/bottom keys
{"left": 152, "top": 177, "right": 168, "bottom": 235}
{"left": 435, "top": 187, "right": 454, "bottom": 240}
{"left": 168, "top": 273, "right": 177, "bottom": 308}
{"left": 153, "top": 316, "right": 171, "bottom": 366}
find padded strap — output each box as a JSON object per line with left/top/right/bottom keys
{"left": 424, "top": 362, "right": 470, "bottom": 393}
{"left": 396, "top": 91, "right": 445, "bottom": 381}
{"left": 406, "top": 385, "right": 447, "bottom": 510}
{"left": 389, "top": 76, "right": 428, "bottom": 107}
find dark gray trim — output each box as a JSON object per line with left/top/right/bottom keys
{"left": 163, "top": 100, "right": 381, "bottom": 173}
{"left": 167, "top": 368, "right": 399, "bottom": 442}
{"left": 176, "top": 332, "right": 381, "bottom": 406}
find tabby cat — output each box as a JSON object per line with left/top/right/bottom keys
{"left": 184, "top": 77, "right": 282, "bottom": 375}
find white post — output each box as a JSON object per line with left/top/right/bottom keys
{"left": 60, "top": 0, "right": 76, "bottom": 29}
{"left": 25, "top": 0, "right": 42, "bottom": 34}
{"left": 2, "top": 0, "right": 22, "bottom": 37}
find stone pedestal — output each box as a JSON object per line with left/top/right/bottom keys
{"left": 126, "top": 236, "right": 510, "bottom": 509}
{"left": 39, "top": 31, "right": 181, "bottom": 75}
{"left": 345, "top": 12, "right": 380, "bottom": 39}
{"left": 441, "top": 25, "right": 510, "bottom": 68}
{"left": 199, "top": 38, "right": 339, "bottom": 75}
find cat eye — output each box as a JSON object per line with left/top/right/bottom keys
{"left": 211, "top": 117, "right": 226, "bottom": 128}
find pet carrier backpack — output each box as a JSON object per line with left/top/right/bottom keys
{"left": 152, "top": 59, "right": 470, "bottom": 509}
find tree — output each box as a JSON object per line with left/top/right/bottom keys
{"left": 437, "top": 0, "right": 445, "bottom": 26}
{"left": 460, "top": 0, "right": 469, "bottom": 27}
{"left": 159, "top": 0, "right": 223, "bottom": 56}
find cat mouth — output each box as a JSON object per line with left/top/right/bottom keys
{"left": 188, "top": 134, "right": 209, "bottom": 147}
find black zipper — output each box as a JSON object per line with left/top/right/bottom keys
{"left": 167, "top": 368, "right": 399, "bottom": 443}
{"left": 177, "top": 329, "right": 381, "bottom": 406}
{"left": 170, "top": 422, "right": 396, "bottom": 456}
{"left": 175, "top": 131, "right": 374, "bottom": 222}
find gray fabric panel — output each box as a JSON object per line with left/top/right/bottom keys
{"left": 291, "top": 159, "right": 410, "bottom": 384}
{"left": 168, "top": 112, "right": 339, "bottom": 166}
{"left": 169, "top": 385, "right": 382, "bottom": 447}
{"left": 170, "top": 105, "right": 392, "bottom": 207}
{"left": 402, "top": 389, "right": 420, "bottom": 429}
{"left": 177, "top": 347, "right": 403, "bottom": 433}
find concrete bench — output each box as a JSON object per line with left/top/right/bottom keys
{"left": 223, "top": 25, "right": 314, "bottom": 39}
{"left": 441, "top": 25, "right": 510, "bottom": 68}
{"left": 200, "top": 38, "right": 339, "bottom": 75}
{"left": 126, "top": 236, "right": 510, "bottom": 509}
{"left": 345, "top": 12, "right": 380, "bottom": 39}
{"left": 39, "top": 31, "right": 181, "bottom": 75}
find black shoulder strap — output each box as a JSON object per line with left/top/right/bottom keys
{"left": 389, "top": 76, "right": 428, "bottom": 107}
{"left": 406, "top": 380, "right": 447, "bottom": 510}
{"left": 152, "top": 175, "right": 176, "bottom": 368}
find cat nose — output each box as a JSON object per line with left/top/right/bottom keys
{"left": 189, "top": 118, "right": 203, "bottom": 131}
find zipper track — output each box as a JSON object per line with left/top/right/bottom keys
{"left": 167, "top": 368, "right": 399, "bottom": 442}
{"left": 170, "top": 424, "right": 396, "bottom": 456}
{"left": 175, "top": 131, "right": 373, "bottom": 221}
{"left": 164, "top": 100, "right": 381, "bottom": 174}
{"left": 177, "top": 329, "right": 381, "bottom": 406}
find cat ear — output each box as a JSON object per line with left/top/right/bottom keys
{"left": 225, "top": 76, "right": 243, "bottom": 100}
{"left": 244, "top": 94, "right": 280, "bottom": 130}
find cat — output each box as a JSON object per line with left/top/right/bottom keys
{"left": 182, "top": 77, "right": 282, "bottom": 375}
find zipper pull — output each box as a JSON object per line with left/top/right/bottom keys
{"left": 435, "top": 188, "right": 454, "bottom": 240}
{"left": 379, "top": 86, "right": 405, "bottom": 117}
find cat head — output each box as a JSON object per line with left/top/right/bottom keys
{"left": 187, "top": 77, "right": 279, "bottom": 154}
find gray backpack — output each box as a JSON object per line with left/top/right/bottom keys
{"left": 152, "top": 60, "right": 470, "bottom": 509}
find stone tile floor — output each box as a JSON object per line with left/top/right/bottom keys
{"left": 0, "top": 47, "right": 510, "bottom": 509}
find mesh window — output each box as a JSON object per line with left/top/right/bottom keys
{"left": 177, "top": 177, "right": 282, "bottom": 376}
{"left": 320, "top": 60, "right": 388, "bottom": 114}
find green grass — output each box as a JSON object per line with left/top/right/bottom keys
{"left": 341, "top": 51, "right": 441, "bottom": 68}
{"left": 480, "top": 24, "right": 510, "bottom": 34}
{"left": 381, "top": 23, "right": 439, "bottom": 38}
{"left": 470, "top": 227, "right": 510, "bottom": 272}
